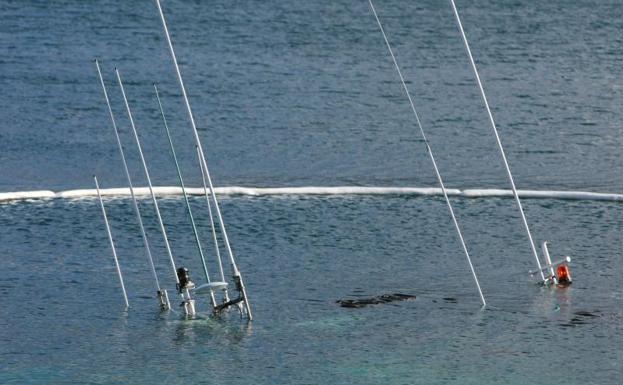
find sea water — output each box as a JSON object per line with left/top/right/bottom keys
{"left": 1, "top": 1, "right": 622, "bottom": 384}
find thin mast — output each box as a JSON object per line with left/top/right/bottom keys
{"left": 155, "top": 0, "right": 252, "bottom": 319}
{"left": 449, "top": 0, "right": 544, "bottom": 280}
{"left": 196, "top": 145, "right": 227, "bottom": 288}
{"left": 368, "top": 0, "right": 486, "bottom": 306}
{"left": 154, "top": 84, "right": 227, "bottom": 303}
{"left": 115, "top": 69, "right": 183, "bottom": 291}
{"left": 94, "top": 175, "right": 129, "bottom": 308}
{"left": 94, "top": 59, "right": 162, "bottom": 292}
{"left": 154, "top": 0, "right": 235, "bottom": 272}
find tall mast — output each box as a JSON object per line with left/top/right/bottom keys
{"left": 449, "top": 0, "right": 544, "bottom": 280}
{"left": 154, "top": 83, "right": 228, "bottom": 303}
{"left": 115, "top": 69, "right": 183, "bottom": 289}
{"left": 368, "top": 0, "right": 485, "bottom": 306}
{"left": 94, "top": 175, "right": 130, "bottom": 308}
{"left": 196, "top": 145, "right": 228, "bottom": 292}
{"left": 154, "top": 0, "right": 252, "bottom": 319}
{"left": 94, "top": 60, "right": 166, "bottom": 307}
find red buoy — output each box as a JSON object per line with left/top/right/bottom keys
{"left": 556, "top": 264, "right": 572, "bottom": 285}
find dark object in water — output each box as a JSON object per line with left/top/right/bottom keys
{"left": 574, "top": 310, "right": 600, "bottom": 317}
{"left": 559, "top": 310, "right": 602, "bottom": 327}
{"left": 337, "top": 293, "right": 416, "bottom": 308}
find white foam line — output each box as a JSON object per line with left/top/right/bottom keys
{"left": 1, "top": 186, "right": 623, "bottom": 203}
{"left": 0, "top": 190, "right": 56, "bottom": 202}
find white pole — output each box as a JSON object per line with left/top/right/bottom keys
{"left": 154, "top": 0, "right": 235, "bottom": 272}
{"left": 154, "top": 84, "right": 225, "bottom": 304}
{"left": 449, "top": 0, "right": 545, "bottom": 281}
{"left": 196, "top": 146, "right": 228, "bottom": 288}
{"left": 94, "top": 175, "right": 130, "bottom": 308}
{"left": 541, "top": 241, "right": 556, "bottom": 282}
{"left": 115, "top": 69, "right": 182, "bottom": 289}
{"left": 369, "top": 0, "right": 485, "bottom": 306}
{"left": 94, "top": 59, "right": 162, "bottom": 293}
{"left": 154, "top": 0, "right": 252, "bottom": 319}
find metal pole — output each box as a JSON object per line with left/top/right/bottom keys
{"left": 541, "top": 241, "right": 556, "bottom": 283}
{"left": 196, "top": 146, "right": 228, "bottom": 289}
{"left": 115, "top": 69, "right": 182, "bottom": 290}
{"left": 369, "top": 0, "right": 485, "bottom": 306}
{"left": 94, "top": 175, "right": 130, "bottom": 308}
{"left": 94, "top": 59, "right": 163, "bottom": 297}
{"left": 154, "top": 0, "right": 252, "bottom": 319}
{"left": 153, "top": 83, "right": 222, "bottom": 305}
{"left": 449, "top": 0, "right": 545, "bottom": 281}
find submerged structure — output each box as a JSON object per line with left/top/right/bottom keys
{"left": 93, "top": 0, "right": 252, "bottom": 320}
{"left": 367, "top": 0, "right": 573, "bottom": 301}
{"left": 449, "top": 0, "right": 572, "bottom": 286}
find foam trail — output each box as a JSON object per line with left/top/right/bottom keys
{"left": 55, "top": 186, "right": 462, "bottom": 199}
{"left": 1, "top": 186, "right": 623, "bottom": 203}
{"left": 0, "top": 190, "right": 56, "bottom": 202}
{"left": 462, "top": 189, "right": 623, "bottom": 202}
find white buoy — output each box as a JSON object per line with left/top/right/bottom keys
{"left": 368, "top": 0, "right": 486, "bottom": 306}
{"left": 94, "top": 175, "right": 129, "bottom": 308}
{"left": 155, "top": 0, "right": 252, "bottom": 320}
{"left": 94, "top": 59, "right": 169, "bottom": 311}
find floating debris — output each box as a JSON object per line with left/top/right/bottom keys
{"left": 337, "top": 293, "right": 416, "bottom": 308}
{"left": 560, "top": 310, "right": 601, "bottom": 327}
{"left": 574, "top": 310, "right": 600, "bottom": 318}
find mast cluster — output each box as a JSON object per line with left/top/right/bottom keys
{"left": 94, "top": 1, "right": 573, "bottom": 319}
{"left": 93, "top": 0, "right": 252, "bottom": 319}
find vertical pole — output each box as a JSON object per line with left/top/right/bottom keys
{"left": 94, "top": 59, "right": 164, "bottom": 302}
{"left": 114, "top": 70, "right": 181, "bottom": 283}
{"left": 541, "top": 241, "right": 556, "bottom": 283}
{"left": 196, "top": 146, "right": 228, "bottom": 290}
{"left": 153, "top": 84, "right": 224, "bottom": 305}
{"left": 154, "top": 0, "right": 252, "bottom": 319}
{"left": 369, "top": 0, "right": 485, "bottom": 306}
{"left": 449, "top": 0, "right": 545, "bottom": 281}
{"left": 94, "top": 175, "right": 130, "bottom": 308}
{"left": 116, "top": 70, "right": 203, "bottom": 309}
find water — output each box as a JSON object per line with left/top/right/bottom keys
{"left": 1, "top": 0, "right": 622, "bottom": 383}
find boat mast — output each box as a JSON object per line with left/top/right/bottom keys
{"left": 368, "top": 0, "right": 486, "bottom": 306}
{"left": 154, "top": 83, "right": 228, "bottom": 304}
{"left": 115, "top": 69, "right": 183, "bottom": 289}
{"left": 94, "top": 59, "right": 169, "bottom": 309}
{"left": 154, "top": 0, "right": 252, "bottom": 319}
{"left": 94, "top": 175, "right": 130, "bottom": 308}
{"left": 449, "top": 0, "right": 545, "bottom": 281}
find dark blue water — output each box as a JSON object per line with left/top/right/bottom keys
{"left": 1, "top": 0, "right": 622, "bottom": 383}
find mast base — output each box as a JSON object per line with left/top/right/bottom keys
{"left": 157, "top": 289, "right": 170, "bottom": 311}
{"left": 181, "top": 298, "right": 196, "bottom": 316}
{"left": 212, "top": 274, "right": 252, "bottom": 320}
